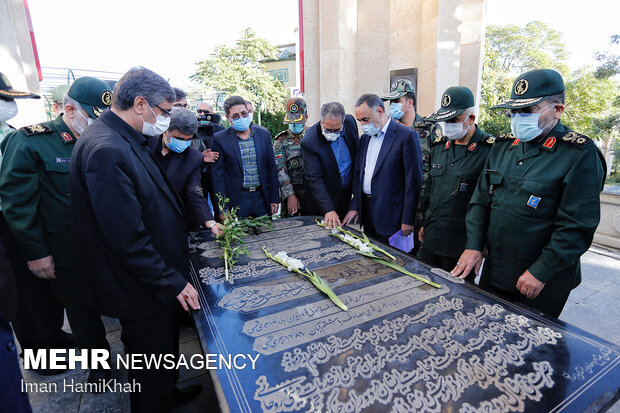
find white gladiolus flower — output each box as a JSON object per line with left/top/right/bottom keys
{"left": 274, "top": 251, "right": 305, "bottom": 271}
{"left": 341, "top": 234, "right": 372, "bottom": 252}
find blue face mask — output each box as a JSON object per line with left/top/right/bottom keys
{"left": 289, "top": 123, "right": 304, "bottom": 134}
{"left": 362, "top": 122, "right": 380, "bottom": 136}
{"left": 232, "top": 115, "right": 252, "bottom": 131}
{"left": 166, "top": 136, "right": 191, "bottom": 153}
{"left": 389, "top": 102, "right": 405, "bottom": 120}
{"left": 510, "top": 105, "right": 556, "bottom": 142}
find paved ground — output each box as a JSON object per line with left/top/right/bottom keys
{"left": 18, "top": 244, "right": 620, "bottom": 412}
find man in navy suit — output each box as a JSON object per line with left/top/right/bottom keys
{"left": 343, "top": 94, "right": 422, "bottom": 244}
{"left": 211, "top": 96, "right": 279, "bottom": 218}
{"left": 301, "top": 102, "right": 359, "bottom": 228}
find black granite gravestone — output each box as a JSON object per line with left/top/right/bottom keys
{"left": 189, "top": 217, "right": 620, "bottom": 413}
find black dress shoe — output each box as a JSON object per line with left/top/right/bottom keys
{"left": 173, "top": 383, "right": 202, "bottom": 406}
{"left": 86, "top": 368, "right": 112, "bottom": 393}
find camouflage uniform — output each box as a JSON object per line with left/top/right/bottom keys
{"left": 273, "top": 128, "right": 305, "bottom": 216}
{"left": 413, "top": 113, "right": 442, "bottom": 226}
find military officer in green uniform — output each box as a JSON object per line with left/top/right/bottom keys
{"left": 451, "top": 69, "right": 606, "bottom": 317}
{"left": 382, "top": 79, "right": 442, "bottom": 254}
{"left": 418, "top": 86, "right": 494, "bottom": 281}
{"left": 274, "top": 98, "right": 308, "bottom": 216}
{"left": 0, "top": 77, "right": 113, "bottom": 376}
{"left": 50, "top": 84, "right": 70, "bottom": 116}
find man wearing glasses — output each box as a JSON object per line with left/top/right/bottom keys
{"left": 211, "top": 95, "right": 279, "bottom": 219}
{"left": 301, "top": 102, "right": 359, "bottom": 228}
{"left": 451, "top": 69, "right": 606, "bottom": 318}
{"left": 71, "top": 67, "right": 201, "bottom": 411}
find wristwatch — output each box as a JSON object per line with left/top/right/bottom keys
{"left": 207, "top": 221, "right": 216, "bottom": 230}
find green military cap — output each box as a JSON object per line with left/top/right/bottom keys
{"left": 492, "top": 69, "right": 565, "bottom": 109}
{"left": 426, "top": 86, "right": 474, "bottom": 122}
{"left": 51, "top": 84, "right": 70, "bottom": 103}
{"left": 0, "top": 72, "right": 40, "bottom": 99}
{"left": 382, "top": 79, "right": 415, "bottom": 100}
{"left": 67, "top": 77, "right": 112, "bottom": 118}
{"left": 283, "top": 98, "right": 307, "bottom": 124}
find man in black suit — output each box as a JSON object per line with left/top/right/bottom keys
{"left": 301, "top": 102, "right": 359, "bottom": 228}
{"left": 70, "top": 67, "right": 201, "bottom": 412}
{"left": 343, "top": 94, "right": 422, "bottom": 244}
{"left": 149, "top": 107, "right": 223, "bottom": 236}
{"left": 211, "top": 96, "right": 279, "bottom": 219}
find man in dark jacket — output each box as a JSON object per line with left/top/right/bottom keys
{"left": 301, "top": 102, "right": 358, "bottom": 228}
{"left": 70, "top": 67, "right": 200, "bottom": 412}
{"left": 211, "top": 96, "right": 279, "bottom": 218}
{"left": 149, "top": 107, "right": 223, "bottom": 236}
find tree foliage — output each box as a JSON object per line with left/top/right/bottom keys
{"left": 192, "top": 28, "right": 287, "bottom": 114}
{"left": 480, "top": 22, "right": 620, "bottom": 142}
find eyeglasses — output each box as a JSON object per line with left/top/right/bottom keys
{"left": 154, "top": 103, "right": 172, "bottom": 118}
{"left": 173, "top": 103, "right": 189, "bottom": 108}
{"left": 196, "top": 109, "right": 211, "bottom": 114}
{"left": 323, "top": 127, "right": 342, "bottom": 134}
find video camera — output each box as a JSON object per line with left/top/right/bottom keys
{"left": 197, "top": 112, "right": 221, "bottom": 125}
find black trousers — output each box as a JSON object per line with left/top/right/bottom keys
{"left": 0, "top": 212, "right": 66, "bottom": 350}
{"left": 421, "top": 248, "right": 477, "bottom": 283}
{"left": 120, "top": 311, "right": 180, "bottom": 413}
{"left": 361, "top": 195, "right": 389, "bottom": 244}
{"left": 53, "top": 267, "right": 109, "bottom": 353}
{"left": 479, "top": 275, "right": 571, "bottom": 318}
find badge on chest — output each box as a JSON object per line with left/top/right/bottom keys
{"left": 527, "top": 195, "right": 541, "bottom": 209}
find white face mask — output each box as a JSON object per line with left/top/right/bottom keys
{"left": 322, "top": 128, "right": 340, "bottom": 142}
{"left": 0, "top": 100, "right": 18, "bottom": 122}
{"left": 72, "top": 107, "right": 92, "bottom": 135}
{"left": 443, "top": 117, "right": 471, "bottom": 141}
{"left": 141, "top": 104, "right": 170, "bottom": 137}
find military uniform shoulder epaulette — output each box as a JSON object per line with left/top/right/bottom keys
{"left": 560, "top": 131, "right": 593, "bottom": 149}
{"left": 495, "top": 132, "right": 515, "bottom": 142}
{"left": 481, "top": 134, "right": 496, "bottom": 144}
{"left": 430, "top": 134, "right": 446, "bottom": 146}
{"left": 20, "top": 123, "right": 53, "bottom": 136}
{"left": 274, "top": 130, "right": 289, "bottom": 142}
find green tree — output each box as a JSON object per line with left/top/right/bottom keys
{"left": 192, "top": 28, "right": 287, "bottom": 115}
{"left": 480, "top": 21, "right": 570, "bottom": 137}
{"left": 480, "top": 23, "right": 620, "bottom": 144}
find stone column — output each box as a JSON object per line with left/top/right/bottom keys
{"left": 0, "top": 0, "right": 45, "bottom": 127}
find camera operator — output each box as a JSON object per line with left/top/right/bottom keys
{"left": 194, "top": 102, "right": 224, "bottom": 218}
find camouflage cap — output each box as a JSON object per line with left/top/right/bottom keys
{"left": 0, "top": 72, "right": 40, "bottom": 99}
{"left": 426, "top": 86, "right": 474, "bottom": 122}
{"left": 51, "top": 84, "right": 70, "bottom": 103}
{"left": 492, "top": 69, "right": 565, "bottom": 109}
{"left": 67, "top": 77, "right": 112, "bottom": 118}
{"left": 283, "top": 98, "right": 307, "bottom": 124}
{"left": 382, "top": 79, "right": 415, "bottom": 100}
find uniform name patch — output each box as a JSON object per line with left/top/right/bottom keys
{"left": 56, "top": 157, "right": 71, "bottom": 164}
{"left": 527, "top": 195, "right": 541, "bottom": 209}
{"left": 432, "top": 163, "right": 442, "bottom": 169}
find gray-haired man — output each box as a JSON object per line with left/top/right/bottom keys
{"left": 70, "top": 67, "right": 201, "bottom": 411}
{"left": 301, "top": 102, "right": 359, "bottom": 228}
